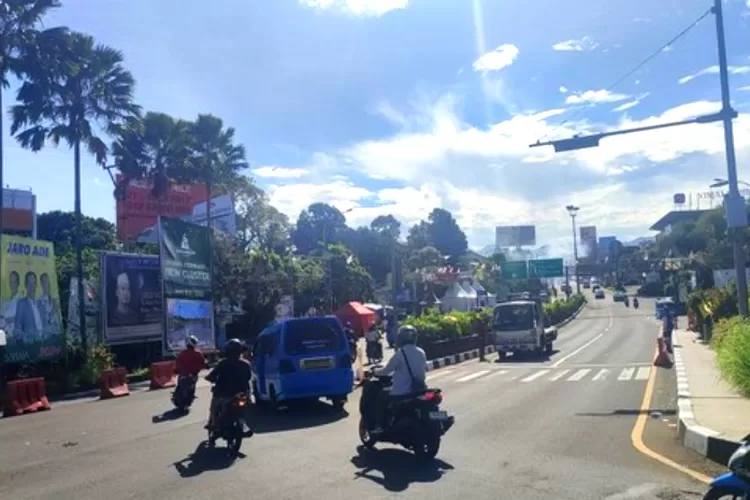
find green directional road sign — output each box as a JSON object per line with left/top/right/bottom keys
{"left": 528, "top": 258, "right": 564, "bottom": 278}
{"left": 501, "top": 260, "right": 528, "bottom": 280}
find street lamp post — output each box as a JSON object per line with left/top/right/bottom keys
{"left": 532, "top": 0, "right": 748, "bottom": 317}
{"left": 566, "top": 205, "right": 581, "bottom": 294}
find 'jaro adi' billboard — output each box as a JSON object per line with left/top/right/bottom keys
{"left": 158, "top": 217, "right": 215, "bottom": 353}
{"left": 102, "top": 253, "right": 163, "bottom": 345}
{"left": 0, "top": 236, "right": 63, "bottom": 363}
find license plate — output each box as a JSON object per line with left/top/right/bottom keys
{"left": 301, "top": 358, "right": 333, "bottom": 370}
{"left": 429, "top": 411, "right": 448, "bottom": 420}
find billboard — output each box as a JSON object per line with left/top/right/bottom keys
{"left": 116, "top": 175, "right": 210, "bottom": 243}
{"left": 185, "top": 194, "right": 237, "bottom": 236}
{"left": 0, "top": 236, "right": 63, "bottom": 363}
{"left": 1, "top": 188, "right": 37, "bottom": 237}
{"left": 158, "top": 217, "right": 215, "bottom": 353}
{"left": 579, "top": 226, "right": 598, "bottom": 261}
{"left": 495, "top": 225, "right": 536, "bottom": 248}
{"left": 102, "top": 253, "right": 163, "bottom": 344}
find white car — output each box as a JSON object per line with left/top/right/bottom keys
{"left": 594, "top": 289, "right": 605, "bottom": 299}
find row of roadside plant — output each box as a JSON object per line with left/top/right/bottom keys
{"left": 403, "top": 294, "right": 587, "bottom": 344}
{"left": 685, "top": 283, "right": 750, "bottom": 396}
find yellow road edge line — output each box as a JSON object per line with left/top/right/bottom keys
{"left": 631, "top": 347, "right": 712, "bottom": 485}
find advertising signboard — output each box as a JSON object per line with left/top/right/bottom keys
{"left": 495, "top": 225, "right": 536, "bottom": 249}
{"left": 116, "top": 175, "right": 211, "bottom": 243}
{"left": 1, "top": 188, "right": 37, "bottom": 237}
{"left": 102, "top": 253, "right": 163, "bottom": 344}
{"left": 0, "top": 236, "right": 63, "bottom": 363}
{"left": 158, "top": 217, "right": 215, "bottom": 353}
{"left": 579, "top": 226, "right": 598, "bottom": 261}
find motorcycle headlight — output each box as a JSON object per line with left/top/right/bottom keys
{"left": 729, "top": 444, "right": 750, "bottom": 473}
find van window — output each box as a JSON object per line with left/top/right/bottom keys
{"left": 283, "top": 319, "right": 345, "bottom": 356}
{"left": 254, "top": 326, "right": 280, "bottom": 356}
{"left": 493, "top": 304, "right": 535, "bottom": 331}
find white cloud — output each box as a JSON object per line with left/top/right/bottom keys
{"left": 472, "top": 44, "right": 519, "bottom": 73}
{"left": 678, "top": 65, "right": 750, "bottom": 84}
{"left": 252, "top": 166, "right": 310, "bottom": 179}
{"left": 565, "top": 89, "right": 630, "bottom": 105}
{"left": 299, "top": 0, "right": 407, "bottom": 16}
{"left": 612, "top": 92, "right": 650, "bottom": 112}
{"left": 738, "top": 85, "right": 750, "bottom": 92}
{"left": 552, "top": 36, "right": 598, "bottom": 52}
{"left": 559, "top": 85, "right": 568, "bottom": 93}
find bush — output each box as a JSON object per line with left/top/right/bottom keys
{"left": 403, "top": 295, "right": 586, "bottom": 342}
{"left": 687, "top": 285, "right": 738, "bottom": 325}
{"left": 712, "top": 316, "right": 750, "bottom": 396}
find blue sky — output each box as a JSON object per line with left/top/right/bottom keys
{"left": 6, "top": 0, "right": 750, "bottom": 254}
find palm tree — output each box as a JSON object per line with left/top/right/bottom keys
{"left": 111, "top": 111, "right": 193, "bottom": 202}
{"left": 10, "top": 31, "right": 140, "bottom": 352}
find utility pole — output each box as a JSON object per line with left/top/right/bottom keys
{"left": 566, "top": 205, "right": 581, "bottom": 294}
{"left": 532, "top": 0, "right": 747, "bottom": 316}
{"left": 713, "top": 0, "right": 748, "bottom": 317}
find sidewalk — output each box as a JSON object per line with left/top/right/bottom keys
{"left": 673, "top": 327, "right": 750, "bottom": 465}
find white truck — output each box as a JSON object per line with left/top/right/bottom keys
{"left": 491, "top": 299, "right": 558, "bottom": 360}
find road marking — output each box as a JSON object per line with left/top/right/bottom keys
{"left": 426, "top": 370, "right": 454, "bottom": 381}
{"left": 567, "top": 368, "right": 591, "bottom": 381}
{"left": 592, "top": 368, "right": 610, "bottom": 381}
{"left": 551, "top": 333, "right": 604, "bottom": 368}
{"left": 548, "top": 369, "right": 570, "bottom": 381}
{"left": 477, "top": 370, "right": 508, "bottom": 382}
{"left": 618, "top": 367, "right": 635, "bottom": 381}
{"left": 631, "top": 347, "right": 712, "bottom": 485}
{"left": 456, "top": 370, "right": 492, "bottom": 382}
{"left": 635, "top": 367, "right": 651, "bottom": 381}
{"left": 521, "top": 370, "right": 550, "bottom": 383}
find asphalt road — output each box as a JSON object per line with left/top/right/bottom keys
{"left": 0, "top": 294, "right": 713, "bottom": 499}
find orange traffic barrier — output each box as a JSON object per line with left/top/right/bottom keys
{"left": 653, "top": 337, "right": 673, "bottom": 369}
{"left": 2, "top": 377, "right": 51, "bottom": 417}
{"left": 149, "top": 361, "right": 176, "bottom": 390}
{"left": 100, "top": 367, "right": 130, "bottom": 399}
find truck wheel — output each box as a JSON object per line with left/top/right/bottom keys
{"left": 497, "top": 351, "right": 506, "bottom": 361}
{"left": 545, "top": 342, "right": 553, "bottom": 355}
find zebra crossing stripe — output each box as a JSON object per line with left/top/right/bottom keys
{"left": 635, "top": 367, "right": 651, "bottom": 380}
{"left": 618, "top": 367, "right": 635, "bottom": 381}
{"left": 521, "top": 370, "right": 550, "bottom": 383}
{"left": 567, "top": 369, "right": 591, "bottom": 381}
{"left": 478, "top": 370, "right": 508, "bottom": 382}
{"left": 548, "top": 370, "right": 570, "bottom": 381}
{"left": 456, "top": 370, "right": 492, "bottom": 382}
{"left": 426, "top": 370, "right": 454, "bottom": 381}
{"left": 592, "top": 368, "right": 610, "bottom": 381}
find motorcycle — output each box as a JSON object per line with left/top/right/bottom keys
{"left": 633, "top": 298, "right": 639, "bottom": 309}
{"left": 358, "top": 366, "right": 455, "bottom": 461}
{"left": 171, "top": 374, "right": 198, "bottom": 412}
{"left": 704, "top": 435, "right": 750, "bottom": 499}
{"left": 624, "top": 298, "right": 630, "bottom": 307}
{"left": 207, "top": 392, "right": 252, "bottom": 456}
{"left": 366, "top": 337, "right": 383, "bottom": 364}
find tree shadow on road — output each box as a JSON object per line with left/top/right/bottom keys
{"left": 349, "top": 445, "right": 454, "bottom": 492}
{"left": 250, "top": 399, "right": 349, "bottom": 434}
{"left": 172, "top": 440, "right": 246, "bottom": 478}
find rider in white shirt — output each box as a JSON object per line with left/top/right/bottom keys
{"left": 372, "top": 325, "right": 427, "bottom": 433}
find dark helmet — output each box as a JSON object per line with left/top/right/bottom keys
{"left": 224, "top": 338, "right": 243, "bottom": 359}
{"left": 396, "top": 325, "right": 418, "bottom": 347}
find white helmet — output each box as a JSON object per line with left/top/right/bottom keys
{"left": 396, "top": 325, "right": 417, "bottom": 347}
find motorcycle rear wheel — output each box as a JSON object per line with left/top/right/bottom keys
{"left": 703, "top": 486, "right": 747, "bottom": 499}
{"left": 413, "top": 434, "right": 440, "bottom": 462}
{"left": 358, "top": 418, "right": 377, "bottom": 449}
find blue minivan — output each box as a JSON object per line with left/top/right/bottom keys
{"left": 251, "top": 316, "right": 354, "bottom": 410}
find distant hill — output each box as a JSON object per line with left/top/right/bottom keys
{"left": 625, "top": 236, "right": 655, "bottom": 247}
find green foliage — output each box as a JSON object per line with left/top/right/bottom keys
{"left": 712, "top": 317, "right": 750, "bottom": 396}
{"left": 74, "top": 343, "right": 116, "bottom": 386}
{"left": 402, "top": 295, "right": 585, "bottom": 342}
{"left": 687, "top": 285, "right": 738, "bottom": 325}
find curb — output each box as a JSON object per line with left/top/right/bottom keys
{"left": 426, "top": 345, "right": 496, "bottom": 371}
{"left": 673, "top": 344, "right": 742, "bottom": 466}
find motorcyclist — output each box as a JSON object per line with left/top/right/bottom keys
{"left": 204, "top": 338, "right": 253, "bottom": 434}
{"left": 343, "top": 322, "right": 357, "bottom": 362}
{"left": 371, "top": 325, "right": 427, "bottom": 435}
{"left": 661, "top": 309, "right": 676, "bottom": 354}
{"left": 175, "top": 335, "right": 207, "bottom": 378}
{"left": 633, "top": 297, "right": 639, "bottom": 308}
{"left": 365, "top": 322, "right": 382, "bottom": 362}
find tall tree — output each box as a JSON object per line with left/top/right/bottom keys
{"left": 292, "top": 203, "right": 347, "bottom": 254}
{"left": 370, "top": 214, "right": 401, "bottom": 239}
{"left": 111, "top": 111, "right": 193, "bottom": 200}
{"left": 11, "top": 31, "right": 140, "bottom": 352}
{"left": 427, "top": 208, "right": 468, "bottom": 258}
{"left": 234, "top": 178, "right": 291, "bottom": 254}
